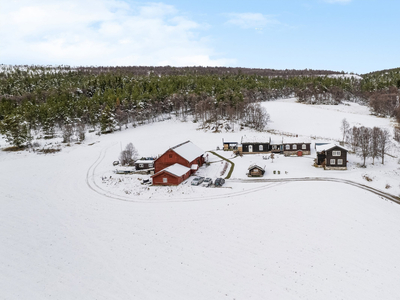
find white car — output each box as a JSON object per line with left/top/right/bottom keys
{"left": 202, "top": 178, "right": 212, "bottom": 187}
{"left": 191, "top": 176, "right": 205, "bottom": 186}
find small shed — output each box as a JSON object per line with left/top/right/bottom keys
{"left": 247, "top": 164, "right": 266, "bottom": 177}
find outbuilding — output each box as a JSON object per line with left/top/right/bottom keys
{"left": 247, "top": 164, "right": 266, "bottom": 177}
{"left": 134, "top": 159, "right": 154, "bottom": 170}
{"left": 151, "top": 163, "right": 191, "bottom": 185}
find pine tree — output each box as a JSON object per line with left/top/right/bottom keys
{"left": 0, "top": 114, "right": 32, "bottom": 148}
{"left": 100, "top": 105, "right": 117, "bottom": 134}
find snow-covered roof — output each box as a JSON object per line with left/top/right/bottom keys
{"left": 171, "top": 141, "right": 204, "bottom": 162}
{"left": 315, "top": 143, "right": 348, "bottom": 153}
{"left": 248, "top": 164, "right": 265, "bottom": 171}
{"left": 135, "top": 159, "right": 154, "bottom": 164}
{"left": 281, "top": 136, "right": 312, "bottom": 144}
{"left": 270, "top": 136, "right": 311, "bottom": 145}
{"left": 241, "top": 135, "right": 270, "bottom": 144}
{"left": 154, "top": 163, "right": 191, "bottom": 177}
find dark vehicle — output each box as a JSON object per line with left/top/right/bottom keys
{"left": 214, "top": 178, "right": 225, "bottom": 187}
{"left": 191, "top": 176, "right": 205, "bottom": 186}
{"left": 202, "top": 177, "right": 212, "bottom": 187}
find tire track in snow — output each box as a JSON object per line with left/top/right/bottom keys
{"left": 230, "top": 177, "right": 400, "bottom": 205}
{"left": 87, "top": 144, "right": 400, "bottom": 205}
{"left": 86, "top": 143, "right": 287, "bottom": 203}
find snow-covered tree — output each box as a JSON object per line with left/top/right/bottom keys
{"left": 0, "top": 114, "right": 32, "bottom": 148}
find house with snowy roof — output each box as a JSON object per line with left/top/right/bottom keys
{"left": 315, "top": 143, "right": 348, "bottom": 170}
{"left": 275, "top": 136, "right": 312, "bottom": 156}
{"left": 239, "top": 135, "right": 271, "bottom": 154}
{"left": 152, "top": 141, "right": 205, "bottom": 185}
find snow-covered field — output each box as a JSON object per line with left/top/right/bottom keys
{"left": 1, "top": 98, "right": 400, "bottom": 299}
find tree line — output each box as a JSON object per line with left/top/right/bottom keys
{"left": 341, "top": 118, "right": 392, "bottom": 167}
{"left": 0, "top": 65, "right": 399, "bottom": 148}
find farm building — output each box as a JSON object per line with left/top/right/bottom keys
{"left": 239, "top": 135, "right": 270, "bottom": 154}
{"left": 154, "top": 141, "right": 205, "bottom": 174}
{"left": 315, "top": 143, "right": 348, "bottom": 170}
{"left": 134, "top": 159, "right": 154, "bottom": 170}
{"left": 279, "top": 137, "right": 311, "bottom": 156}
{"left": 247, "top": 164, "right": 266, "bottom": 177}
{"left": 236, "top": 135, "right": 311, "bottom": 156}
{"left": 151, "top": 163, "right": 191, "bottom": 186}
{"left": 222, "top": 139, "right": 238, "bottom": 151}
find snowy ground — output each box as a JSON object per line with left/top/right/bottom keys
{"left": 1, "top": 98, "right": 400, "bottom": 299}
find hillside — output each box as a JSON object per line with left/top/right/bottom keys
{"left": 1, "top": 98, "right": 400, "bottom": 299}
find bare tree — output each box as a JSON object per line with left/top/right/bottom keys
{"left": 357, "top": 126, "right": 372, "bottom": 167}
{"left": 62, "top": 123, "right": 74, "bottom": 143}
{"left": 370, "top": 127, "right": 381, "bottom": 164}
{"left": 76, "top": 122, "right": 86, "bottom": 141}
{"left": 377, "top": 128, "right": 391, "bottom": 164}
{"left": 394, "top": 126, "right": 400, "bottom": 143}
{"left": 340, "top": 118, "right": 350, "bottom": 143}
{"left": 346, "top": 126, "right": 360, "bottom": 152}
{"left": 119, "top": 143, "right": 139, "bottom": 166}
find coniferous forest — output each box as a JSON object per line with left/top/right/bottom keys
{"left": 0, "top": 65, "right": 399, "bottom": 147}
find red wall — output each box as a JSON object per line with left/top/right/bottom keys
{"left": 152, "top": 170, "right": 190, "bottom": 185}
{"left": 154, "top": 149, "right": 204, "bottom": 173}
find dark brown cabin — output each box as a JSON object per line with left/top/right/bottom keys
{"left": 315, "top": 144, "right": 348, "bottom": 170}
{"left": 247, "top": 164, "right": 266, "bottom": 177}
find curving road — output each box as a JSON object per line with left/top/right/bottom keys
{"left": 86, "top": 144, "right": 400, "bottom": 204}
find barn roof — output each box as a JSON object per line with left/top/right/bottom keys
{"left": 315, "top": 143, "right": 348, "bottom": 153}
{"left": 153, "top": 163, "right": 191, "bottom": 177}
{"left": 171, "top": 141, "right": 204, "bottom": 162}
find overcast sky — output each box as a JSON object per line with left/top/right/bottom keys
{"left": 1, "top": 0, "right": 399, "bottom": 74}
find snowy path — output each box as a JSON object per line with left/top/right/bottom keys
{"left": 87, "top": 143, "right": 400, "bottom": 205}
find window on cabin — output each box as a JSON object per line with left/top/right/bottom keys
{"left": 139, "top": 164, "right": 144, "bottom": 168}
{"left": 337, "top": 159, "right": 343, "bottom": 165}
{"left": 332, "top": 151, "right": 341, "bottom": 156}
{"left": 302, "top": 144, "right": 307, "bottom": 150}
{"left": 163, "top": 178, "right": 168, "bottom": 183}
{"left": 285, "top": 145, "right": 290, "bottom": 150}
{"left": 169, "top": 154, "right": 173, "bottom": 158}
{"left": 293, "top": 144, "right": 297, "bottom": 150}
{"left": 149, "top": 164, "right": 153, "bottom": 168}
{"left": 259, "top": 145, "right": 263, "bottom": 151}
{"left": 330, "top": 159, "right": 336, "bottom": 165}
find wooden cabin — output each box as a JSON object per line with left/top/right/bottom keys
{"left": 154, "top": 141, "right": 204, "bottom": 174}
{"left": 247, "top": 164, "right": 266, "bottom": 177}
{"left": 271, "top": 137, "right": 311, "bottom": 156}
{"left": 151, "top": 163, "right": 191, "bottom": 185}
{"left": 134, "top": 159, "right": 154, "bottom": 170}
{"left": 315, "top": 143, "right": 348, "bottom": 170}
{"left": 240, "top": 135, "right": 270, "bottom": 154}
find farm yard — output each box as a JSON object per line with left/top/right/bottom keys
{"left": 1, "top": 98, "right": 400, "bottom": 299}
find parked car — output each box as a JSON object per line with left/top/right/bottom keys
{"left": 214, "top": 178, "right": 225, "bottom": 187}
{"left": 202, "top": 178, "right": 212, "bottom": 187}
{"left": 191, "top": 176, "right": 205, "bottom": 186}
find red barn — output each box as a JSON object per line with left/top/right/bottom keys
{"left": 151, "top": 163, "right": 191, "bottom": 186}
{"left": 154, "top": 141, "right": 205, "bottom": 174}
